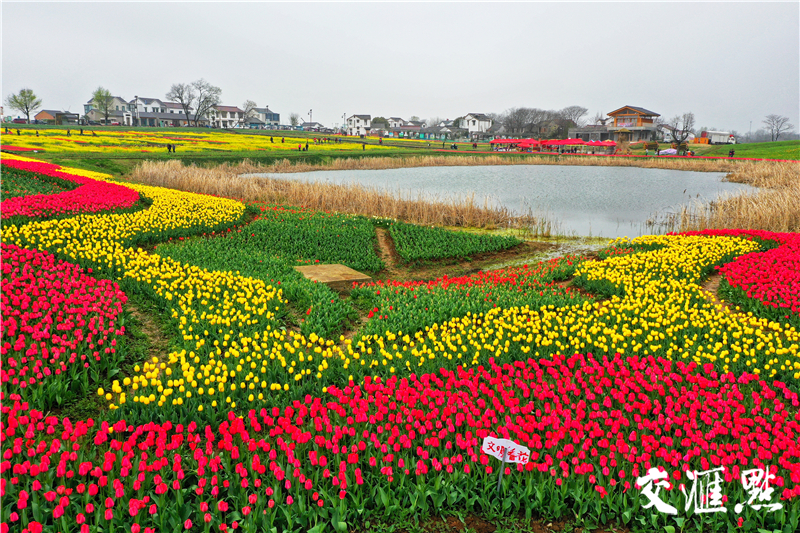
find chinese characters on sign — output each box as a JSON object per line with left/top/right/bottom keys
{"left": 636, "top": 467, "right": 783, "bottom": 516}
{"left": 481, "top": 437, "right": 531, "bottom": 464}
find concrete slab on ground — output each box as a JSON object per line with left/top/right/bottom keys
{"left": 294, "top": 264, "right": 372, "bottom": 291}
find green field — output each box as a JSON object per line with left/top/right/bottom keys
{"left": 630, "top": 139, "right": 800, "bottom": 160}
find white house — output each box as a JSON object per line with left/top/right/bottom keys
{"left": 208, "top": 105, "right": 245, "bottom": 128}
{"left": 164, "top": 102, "right": 190, "bottom": 114}
{"left": 128, "top": 97, "right": 167, "bottom": 114}
{"left": 347, "top": 114, "right": 371, "bottom": 136}
{"left": 461, "top": 113, "right": 493, "bottom": 135}
{"left": 388, "top": 117, "right": 406, "bottom": 129}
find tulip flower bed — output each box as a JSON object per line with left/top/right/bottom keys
{"left": 1, "top": 129, "right": 391, "bottom": 154}
{"left": 155, "top": 232, "right": 355, "bottom": 339}
{"left": 0, "top": 244, "right": 128, "bottom": 409}
{"left": 388, "top": 222, "right": 522, "bottom": 262}
{"left": 240, "top": 205, "right": 385, "bottom": 273}
{"left": 3, "top": 154, "right": 800, "bottom": 531}
{"left": 0, "top": 166, "right": 73, "bottom": 199}
{"left": 350, "top": 256, "right": 588, "bottom": 339}
{"left": 683, "top": 230, "right": 800, "bottom": 328}
{"left": 0, "top": 158, "right": 140, "bottom": 220}
{"left": 2, "top": 354, "right": 799, "bottom": 533}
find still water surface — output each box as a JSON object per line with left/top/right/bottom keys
{"left": 246, "top": 165, "right": 755, "bottom": 238}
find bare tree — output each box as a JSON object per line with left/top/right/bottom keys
{"left": 426, "top": 116, "right": 445, "bottom": 128}
{"left": 166, "top": 83, "right": 196, "bottom": 124}
{"left": 559, "top": 106, "right": 589, "bottom": 127}
{"left": 668, "top": 112, "right": 695, "bottom": 153}
{"left": 591, "top": 111, "right": 607, "bottom": 125}
{"left": 92, "top": 87, "right": 114, "bottom": 125}
{"left": 4, "top": 88, "right": 42, "bottom": 123}
{"left": 501, "top": 107, "right": 535, "bottom": 136}
{"left": 528, "top": 108, "right": 559, "bottom": 136}
{"left": 240, "top": 100, "right": 258, "bottom": 126}
{"left": 191, "top": 79, "right": 222, "bottom": 127}
{"left": 289, "top": 113, "right": 300, "bottom": 126}
{"left": 762, "top": 114, "right": 795, "bottom": 141}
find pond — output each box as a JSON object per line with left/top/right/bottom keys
{"left": 244, "top": 165, "right": 756, "bottom": 238}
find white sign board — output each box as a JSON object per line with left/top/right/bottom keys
{"left": 482, "top": 437, "right": 531, "bottom": 464}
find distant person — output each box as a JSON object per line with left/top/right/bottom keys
{"left": 36, "top": 130, "right": 39, "bottom": 137}
{"left": 298, "top": 143, "right": 302, "bottom": 151}
{"left": 282, "top": 137, "right": 285, "bottom": 143}
{"left": 66, "top": 130, "right": 70, "bottom": 136}
{"left": 167, "top": 144, "right": 171, "bottom": 153}
{"left": 17, "top": 129, "right": 21, "bottom": 135}
{"left": 80, "top": 129, "right": 84, "bottom": 135}
{"left": 270, "top": 136, "right": 274, "bottom": 143}
{"left": 645, "top": 148, "right": 649, "bottom": 156}
{"left": 729, "top": 149, "right": 735, "bottom": 158}
{"left": 305, "top": 141, "right": 309, "bottom": 151}
{"left": 362, "top": 143, "right": 366, "bottom": 151}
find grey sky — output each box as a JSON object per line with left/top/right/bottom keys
{"left": 3, "top": 2, "right": 798, "bottom": 134}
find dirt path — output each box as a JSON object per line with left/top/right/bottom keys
{"left": 124, "top": 301, "right": 171, "bottom": 383}
{"left": 700, "top": 273, "right": 733, "bottom": 311}
{"left": 375, "top": 227, "right": 402, "bottom": 278}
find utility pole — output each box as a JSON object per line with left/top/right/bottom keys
{"left": 309, "top": 109, "right": 312, "bottom": 124}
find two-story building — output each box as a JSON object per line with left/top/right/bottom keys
{"left": 254, "top": 107, "right": 280, "bottom": 128}
{"left": 460, "top": 113, "right": 493, "bottom": 139}
{"left": 84, "top": 96, "right": 131, "bottom": 124}
{"left": 569, "top": 106, "right": 660, "bottom": 142}
{"left": 347, "top": 115, "right": 371, "bottom": 136}
{"left": 208, "top": 105, "right": 245, "bottom": 128}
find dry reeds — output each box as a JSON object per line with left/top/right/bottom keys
{"left": 235, "top": 154, "right": 752, "bottom": 174}
{"left": 128, "top": 160, "right": 556, "bottom": 235}
{"left": 128, "top": 157, "right": 799, "bottom": 235}
{"left": 661, "top": 160, "right": 800, "bottom": 232}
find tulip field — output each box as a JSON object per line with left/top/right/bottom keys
{"left": 1, "top": 152, "right": 799, "bottom": 533}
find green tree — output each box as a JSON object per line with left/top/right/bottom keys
{"left": 4, "top": 88, "right": 42, "bottom": 124}
{"left": 92, "top": 87, "right": 114, "bottom": 125}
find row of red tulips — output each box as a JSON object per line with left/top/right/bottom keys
{"left": 685, "top": 230, "right": 800, "bottom": 326}
{"left": 0, "top": 159, "right": 140, "bottom": 220}
{"left": 0, "top": 244, "right": 128, "bottom": 409}
{"left": 2, "top": 354, "right": 798, "bottom": 532}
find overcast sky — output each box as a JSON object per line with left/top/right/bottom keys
{"left": 3, "top": 1, "right": 798, "bottom": 134}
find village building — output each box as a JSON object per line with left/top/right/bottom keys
{"left": 34, "top": 109, "right": 80, "bottom": 125}
{"left": 207, "top": 105, "right": 245, "bottom": 128}
{"left": 301, "top": 122, "right": 325, "bottom": 132}
{"left": 460, "top": 113, "right": 493, "bottom": 140}
{"left": 346, "top": 115, "right": 371, "bottom": 136}
{"left": 84, "top": 96, "right": 131, "bottom": 125}
{"left": 254, "top": 107, "right": 280, "bottom": 128}
{"left": 569, "top": 105, "right": 661, "bottom": 142}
